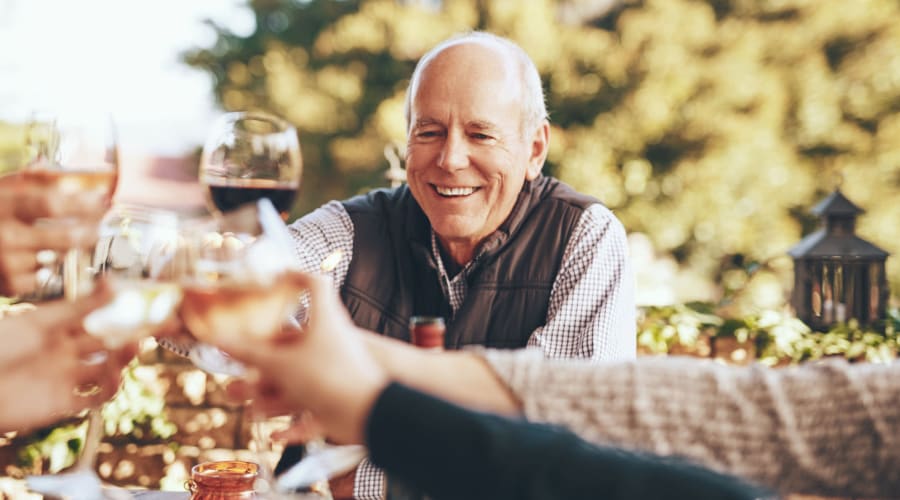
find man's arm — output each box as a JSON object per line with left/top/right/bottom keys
{"left": 527, "top": 204, "right": 636, "bottom": 360}
{"left": 287, "top": 201, "right": 354, "bottom": 323}
{"left": 480, "top": 350, "right": 900, "bottom": 498}
{"left": 287, "top": 201, "right": 354, "bottom": 286}
{"left": 368, "top": 383, "right": 769, "bottom": 500}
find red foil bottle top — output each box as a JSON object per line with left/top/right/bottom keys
{"left": 409, "top": 316, "right": 445, "bottom": 350}
{"left": 188, "top": 460, "right": 259, "bottom": 499}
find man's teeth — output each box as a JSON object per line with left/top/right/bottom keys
{"left": 435, "top": 186, "right": 476, "bottom": 196}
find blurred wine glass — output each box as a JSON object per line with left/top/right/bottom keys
{"left": 173, "top": 200, "right": 316, "bottom": 492}
{"left": 27, "top": 205, "right": 183, "bottom": 500}
{"left": 200, "top": 111, "right": 302, "bottom": 221}
{"left": 23, "top": 110, "right": 118, "bottom": 300}
{"left": 0, "top": 106, "right": 32, "bottom": 175}
{"left": 87, "top": 203, "right": 184, "bottom": 347}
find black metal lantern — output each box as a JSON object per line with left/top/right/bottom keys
{"left": 788, "top": 190, "right": 889, "bottom": 330}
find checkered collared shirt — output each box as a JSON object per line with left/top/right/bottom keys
{"left": 288, "top": 200, "right": 636, "bottom": 499}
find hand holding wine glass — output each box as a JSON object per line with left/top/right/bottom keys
{"left": 25, "top": 204, "right": 185, "bottom": 500}
{"left": 200, "top": 111, "right": 302, "bottom": 222}
{"left": 0, "top": 285, "right": 131, "bottom": 435}
{"left": 0, "top": 173, "right": 108, "bottom": 297}
{"left": 20, "top": 110, "right": 118, "bottom": 300}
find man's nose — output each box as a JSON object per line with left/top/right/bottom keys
{"left": 437, "top": 132, "right": 468, "bottom": 172}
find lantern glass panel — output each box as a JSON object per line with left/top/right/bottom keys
{"left": 811, "top": 261, "right": 822, "bottom": 318}
{"left": 869, "top": 262, "right": 881, "bottom": 319}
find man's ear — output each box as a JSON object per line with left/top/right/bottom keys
{"left": 525, "top": 120, "right": 550, "bottom": 181}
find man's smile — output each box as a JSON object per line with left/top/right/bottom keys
{"left": 431, "top": 184, "right": 480, "bottom": 197}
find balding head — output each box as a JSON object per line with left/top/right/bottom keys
{"left": 404, "top": 32, "right": 547, "bottom": 137}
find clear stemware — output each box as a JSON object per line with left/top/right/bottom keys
{"left": 26, "top": 205, "right": 183, "bottom": 500}
{"left": 171, "top": 199, "right": 335, "bottom": 498}
{"left": 199, "top": 111, "right": 302, "bottom": 222}
{"left": 22, "top": 110, "right": 118, "bottom": 301}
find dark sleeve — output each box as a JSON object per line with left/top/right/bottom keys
{"left": 366, "top": 383, "right": 773, "bottom": 500}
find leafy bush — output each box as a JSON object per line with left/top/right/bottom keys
{"left": 638, "top": 303, "right": 900, "bottom": 365}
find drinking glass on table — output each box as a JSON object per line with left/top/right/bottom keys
{"left": 22, "top": 110, "right": 118, "bottom": 300}
{"left": 200, "top": 111, "right": 302, "bottom": 221}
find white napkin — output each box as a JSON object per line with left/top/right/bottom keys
{"left": 276, "top": 445, "right": 369, "bottom": 492}
{"left": 26, "top": 470, "right": 131, "bottom": 500}
{"left": 189, "top": 342, "right": 247, "bottom": 377}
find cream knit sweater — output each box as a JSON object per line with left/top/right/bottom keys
{"left": 478, "top": 349, "right": 900, "bottom": 498}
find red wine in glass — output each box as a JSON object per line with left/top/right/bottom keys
{"left": 200, "top": 111, "right": 302, "bottom": 221}
{"left": 206, "top": 178, "right": 298, "bottom": 221}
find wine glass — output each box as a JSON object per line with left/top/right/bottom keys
{"left": 26, "top": 205, "right": 183, "bottom": 500}
{"left": 199, "top": 111, "right": 302, "bottom": 221}
{"left": 87, "top": 204, "right": 184, "bottom": 347}
{"left": 173, "top": 199, "right": 330, "bottom": 496}
{"left": 0, "top": 105, "right": 32, "bottom": 175}
{"left": 22, "top": 110, "right": 118, "bottom": 301}
{"left": 18, "top": 110, "right": 118, "bottom": 496}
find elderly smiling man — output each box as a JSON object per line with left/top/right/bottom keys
{"left": 286, "top": 31, "right": 636, "bottom": 499}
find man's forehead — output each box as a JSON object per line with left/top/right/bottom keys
{"left": 421, "top": 40, "right": 515, "bottom": 80}
{"left": 412, "top": 46, "right": 520, "bottom": 107}
{"left": 413, "top": 116, "right": 502, "bottom": 130}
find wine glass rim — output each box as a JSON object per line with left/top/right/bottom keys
{"left": 218, "top": 110, "right": 295, "bottom": 133}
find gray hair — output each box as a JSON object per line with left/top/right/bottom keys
{"left": 403, "top": 31, "right": 548, "bottom": 137}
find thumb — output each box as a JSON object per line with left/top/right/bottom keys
{"left": 215, "top": 334, "right": 272, "bottom": 369}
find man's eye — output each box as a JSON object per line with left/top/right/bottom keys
{"left": 471, "top": 133, "right": 493, "bottom": 141}
{"left": 416, "top": 130, "right": 441, "bottom": 138}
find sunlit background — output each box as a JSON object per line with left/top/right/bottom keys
{"left": 0, "top": 0, "right": 252, "bottom": 154}
{"left": 4, "top": 0, "right": 900, "bottom": 313}
{"left": 2, "top": 0, "right": 900, "bottom": 495}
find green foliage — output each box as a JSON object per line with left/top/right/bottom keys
{"left": 15, "top": 360, "right": 175, "bottom": 474}
{"left": 185, "top": 0, "right": 900, "bottom": 311}
{"left": 16, "top": 422, "right": 85, "bottom": 474}
{"left": 638, "top": 303, "right": 900, "bottom": 366}
{"left": 101, "top": 363, "right": 177, "bottom": 440}
{"left": 0, "top": 120, "right": 27, "bottom": 174}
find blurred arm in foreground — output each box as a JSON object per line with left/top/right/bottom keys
{"left": 0, "top": 285, "right": 136, "bottom": 433}
{"left": 0, "top": 173, "right": 136, "bottom": 434}
{"left": 215, "top": 272, "right": 770, "bottom": 500}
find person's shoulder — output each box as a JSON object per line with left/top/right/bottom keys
{"left": 538, "top": 178, "right": 624, "bottom": 233}
{"left": 341, "top": 186, "right": 410, "bottom": 214}
{"left": 538, "top": 176, "right": 601, "bottom": 210}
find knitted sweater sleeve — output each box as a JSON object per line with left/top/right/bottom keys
{"left": 477, "top": 348, "right": 900, "bottom": 498}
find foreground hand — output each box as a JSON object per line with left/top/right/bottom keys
{"left": 0, "top": 284, "right": 138, "bottom": 433}
{"left": 0, "top": 282, "right": 113, "bottom": 365}
{"left": 0, "top": 339, "right": 136, "bottom": 434}
{"left": 0, "top": 172, "right": 111, "bottom": 223}
{"left": 0, "top": 173, "right": 108, "bottom": 296}
{"left": 213, "top": 271, "right": 389, "bottom": 445}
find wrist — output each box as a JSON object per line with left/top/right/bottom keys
{"left": 329, "top": 465, "right": 357, "bottom": 500}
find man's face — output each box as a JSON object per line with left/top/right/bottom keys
{"left": 405, "top": 43, "right": 547, "bottom": 261}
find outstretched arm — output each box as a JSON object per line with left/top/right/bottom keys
{"left": 368, "top": 382, "right": 770, "bottom": 500}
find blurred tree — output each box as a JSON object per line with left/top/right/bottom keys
{"left": 184, "top": 0, "right": 900, "bottom": 312}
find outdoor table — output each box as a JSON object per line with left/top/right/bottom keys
{"left": 130, "top": 492, "right": 189, "bottom": 499}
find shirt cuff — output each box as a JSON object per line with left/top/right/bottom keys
{"left": 353, "top": 457, "right": 385, "bottom": 500}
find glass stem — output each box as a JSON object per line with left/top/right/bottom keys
{"left": 63, "top": 248, "right": 94, "bottom": 301}
{"left": 75, "top": 409, "right": 104, "bottom": 472}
